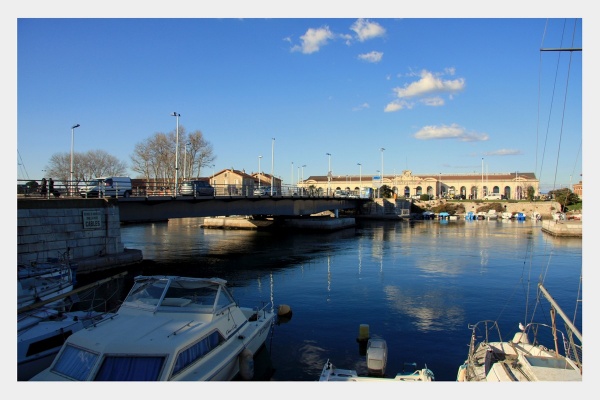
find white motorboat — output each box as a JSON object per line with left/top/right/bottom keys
{"left": 320, "top": 337, "right": 434, "bottom": 382}
{"left": 501, "top": 212, "right": 513, "bottom": 220}
{"left": 31, "top": 275, "right": 276, "bottom": 381}
{"left": 320, "top": 360, "right": 435, "bottom": 382}
{"left": 457, "top": 283, "right": 582, "bottom": 382}
{"left": 18, "top": 258, "right": 77, "bottom": 309}
{"left": 485, "top": 209, "right": 498, "bottom": 220}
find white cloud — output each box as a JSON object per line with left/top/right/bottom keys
{"left": 358, "top": 51, "right": 383, "bottom": 63}
{"left": 414, "top": 124, "right": 488, "bottom": 142}
{"left": 384, "top": 100, "right": 413, "bottom": 112}
{"left": 393, "top": 70, "right": 465, "bottom": 99}
{"left": 290, "top": 26, "right": 334, "bottom": 54}
{"left": 420, "top": 97, "right": 445, "bottom": 106}
{"left": 484, "top": 149, "right": 522, "bottom": 156}
{"left": 350, "top": 19, "right": 386, "bottom": 42}
{"left": 352, "top": 103, "right": 370, "bottom": 111}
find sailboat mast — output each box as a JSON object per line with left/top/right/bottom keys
{"left": 538, "top": 283, "right": 582, "bottom": 342}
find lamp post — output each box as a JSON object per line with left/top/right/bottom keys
{"left": 271, "top": 138, "right": 275, "bottom": 195}
{"left": 439, "top": 172, "right": 441, "bottom": 199}
{"left": 481, "top": 157, "right": 484, "bottom": 199}
{"left": 357, "top": 163, "right": 362, "bottom": 194}
{"left": 183, "top": 142, "right": 191, "bottom": 181}
{"left": 171, "top": 112, "right": 180, "bottom": 196}
{"left": 258, "top": 155, "right": 262, "bottom": 189}
{"left": 326, "top": 153, "right": 331, "bottom": 196}
{"left": 380, "top": 147, "right": 385, "bottom": 198}
{"left": 291, "top": 161, "right": 294, "bottom": 191}
{"left": 211, "top": 164, "right": 215, "bottom": 187}
{"left": 69, "top": 123, "right": 80, "bottom": 196}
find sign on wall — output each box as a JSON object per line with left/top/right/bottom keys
{"left": 82, "top": 210, "right": 102, "bottom": 229}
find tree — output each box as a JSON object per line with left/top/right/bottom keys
{"left": 526, "top": 185, "right": 535, "bottom": 201}
{"left": 45, "top": 150, "right": 127, "bottom": 187}
{"left": 548, "top": 188, "right": 580, "bottom": 211}
{"left": 130, "top": 126, "right": 215, "bottom": 184}
{"left": 380, "top": 184, "right": 393, "bottom": 198}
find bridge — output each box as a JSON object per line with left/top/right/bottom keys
{"left": 116, "top": 195, "right": 366, "bottom": 223}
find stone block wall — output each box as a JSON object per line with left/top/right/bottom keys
{"left": 17, "top": 198, "right": 124, "bottom": 266}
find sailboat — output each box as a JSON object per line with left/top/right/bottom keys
{"left": 457, "top": 18, "right": 582, "bottom": 382}
{"left": 457, "top": 283, "right": 582, "bottom": 381}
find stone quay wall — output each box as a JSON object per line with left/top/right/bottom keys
{"left": 17, "top": 198, "right": 141, "bottom": 274}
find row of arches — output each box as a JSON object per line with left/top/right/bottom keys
{"left": 332, "top": 184, "right": 526, "bottom": 200}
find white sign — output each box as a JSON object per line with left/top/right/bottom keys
{"left": 83, "top": 210, "right": 102, "bottom": 229}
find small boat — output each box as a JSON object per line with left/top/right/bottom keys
{"left": 515, "top": 212, "right": 527, "bottom": 221}
{"left": 18, "top": 258, "right": 77, "bottom": 309}
{"left": 438, "top": 212, "right": 450, "bottom": 220}
{"left": 552, "top": 211, "right": 566, "bottom": 221}
{"left": 31, "top": 275, "right": 276, "bottom": 381}
{"left": 532, "top": 211, "right": 542, "bottom": 221}
{"left": 465, "top": 211, "right": 476, "bottom": 220}
{"left": 457, "top": 283, "right": 582, "bottom": 382}
{"left": 320, "top": 336, "right": 434, "bottom": 382}
{"left": 501, "top": 211, "right": 513, "bottom": 220}
{"left": 319, "top": 360, "right": 435, "bottom": 382}
{"left": 476, "top": 211, "right": 487, "bottom": 220}
{"left": 486, "top": 210, "right": 498, "bottom": 220}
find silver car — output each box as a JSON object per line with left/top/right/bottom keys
{"left": 180, "top": 180, "right": 214, "bottom": 196}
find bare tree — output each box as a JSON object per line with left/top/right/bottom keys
{"left": 45, "top": 150, "right": 127, "bottom": 187}
{"left": 130, "top": 126, "right": 215, "bottom": 183}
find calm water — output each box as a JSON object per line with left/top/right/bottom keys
{"left": 109, "top": 217, "right": 582, "bottom": 382}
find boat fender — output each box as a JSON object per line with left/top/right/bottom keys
{"left": 457, "top": 365, "right": 466, "bottom": 382}
{"left": 278, "top": 304, "right": 292, "bottom": 318}
{"left": 239, "top": 348, "right": 254, "bottom": 380}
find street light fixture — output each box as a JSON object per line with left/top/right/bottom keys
{"left": 326, "top": 153, "right": 331, "bottom": 196}
{"left": 271, "top": 138, "right": 275, "bottom": 195}
{"left": 70, "top": 123, "right": 80, "bottom": 196}
{"left": 380, "top": 147, "right": 385, "bottom": 198}
{"left": 357, "top": 163, "right": 362, "bottom": 194}
{"left": 258, "top": 155, "right": 262, "bottom": 189}
{"left": 171, "top": 112, "right": 180, "bottom": 196}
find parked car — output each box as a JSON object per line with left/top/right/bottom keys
{"left": 254, "top": 186, "right": 268, "bottom": 196}
{"left": 180, "top": 180, "right": 214, "bottom": 196}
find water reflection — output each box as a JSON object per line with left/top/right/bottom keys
{"left": 114, "top": 218, "right": 582, "bottom": 381}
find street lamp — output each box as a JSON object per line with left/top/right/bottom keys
{"left": 291, "top": 161, "right": 294, "bottom": 192}
{"left": 380, "top": 147, "right": 385, "bottom": 198}
{"left": 326, "top": 153, "right": 331, "bottom": 196}
{"left": 183, "top": 142, "right": 191, "bottom": 181}
{"left": 357, "top": 163, "right": 362, "bottom": 193}
{"left": 258, "top": 155, "right": 262, "bottom": 188}
{"left": 271, "top": 138, "right": 275, "bottom": 195}
{"left": 211, "top": 164, "right": 215, "bottom": 187}
{"left": 171, "top": 112, "right": 180, "bottom": 196}
{"left": 70, "top": 123, "right": 80, "bottom": 196}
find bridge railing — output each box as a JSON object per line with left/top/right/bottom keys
{"left": 17, "top": 179, "right": 348, "bottom": 199}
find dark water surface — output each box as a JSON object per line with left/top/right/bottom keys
{"left": 100, "top": 217, "right": 582, "bottom": 382}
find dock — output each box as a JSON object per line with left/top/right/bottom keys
{"left": 541, "top": 220, "right": 582, "bottom": 238}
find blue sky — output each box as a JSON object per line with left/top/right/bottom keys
{"left": 14, "top": 10, "right": 585, "bottom": 194}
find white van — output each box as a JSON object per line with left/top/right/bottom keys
{"left": 484, "top": 193, "right": 503, "bottom": 200}
{"left": 80, "top": 177, "right": 132, "bottom": 198}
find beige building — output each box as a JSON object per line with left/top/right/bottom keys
{"left": 211, "top": 168, "right": 282, "bottom": 196}
{"left": 300, "top": 170, "right": 539, "bottom": 200}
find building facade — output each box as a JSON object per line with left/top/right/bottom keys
{"left": 300, "top": 170, "right": 539, "bottom": 200}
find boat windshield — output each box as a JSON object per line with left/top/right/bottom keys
{"left": 124, "top": 276, "right": 236, "bottom": 311}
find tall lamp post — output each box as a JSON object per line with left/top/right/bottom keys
{"left": 291, "top": 161, "right": 294, "bottom": 191}
{"left": 271, "top": 138, "right": 275, "bottom": 195}
{"left": 357, "top": 163, "right": 362, "bottom": 194}
{"left": 171, "top": 112, "right": 181, "bottom": 196}
{"left": 326, "top": 153, "right": 331, "bottom": 196}
{"left": 70, "top": 123, "right": 80, "bottom": 196}
{"left": 258, "top": 155, "right": 262, "bottom": 189}
{"left": 380, "top": 147, "right": 385, "bottom": 198}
